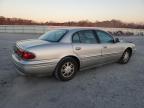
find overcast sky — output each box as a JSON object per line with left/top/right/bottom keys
{"left": 0, "top": 0, "right": 144, "bottom": 23}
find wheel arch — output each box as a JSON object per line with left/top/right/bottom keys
{"left": 57, "top": 55, "right": 80, "bottom": 71}
{"left": 125, "top": 47, "right": 132, "bottom": 57}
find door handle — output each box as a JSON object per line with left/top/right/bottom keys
{"left": 75, "top": 47, "right": 81, "bottom": 50}
{"left": 103, "top": 46, "right": 107, "bottom": 48}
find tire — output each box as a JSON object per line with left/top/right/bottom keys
{"left": 119, "top": 49, "right": 131, "bottom": 64}
{"left": 54, "top": 57, "right": 78, "bottom": 81}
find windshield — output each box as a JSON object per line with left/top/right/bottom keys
{"left": 39, "top": 29, "right": 68, "bottom": 42}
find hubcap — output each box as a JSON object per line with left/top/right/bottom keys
{"left": 61, "top": 62, "right": 74, "bottom": 77}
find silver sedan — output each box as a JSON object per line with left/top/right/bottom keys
{"left": 12, "top": 28, "right": 136, "bottom": 81}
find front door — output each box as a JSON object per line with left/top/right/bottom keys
{"left": 96, "top": 30, "right": 123, "bottom": 63}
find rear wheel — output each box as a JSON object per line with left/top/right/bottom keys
{"left": 119, "top": 49, "right": 131, "bottom": 64}
{"left": 54, "top": 57, "right": 78, "bottom": 81}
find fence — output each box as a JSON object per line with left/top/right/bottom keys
{"left": 0, "top": 25, "right": 50, "bottom": 33}
{"left": 0, "top": 25, "right": 144, "bottom": 35}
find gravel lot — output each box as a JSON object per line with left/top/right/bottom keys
{"left": 0, "top": 33, "right": 144, "bottom": 108}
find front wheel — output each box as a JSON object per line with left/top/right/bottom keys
{"left": 119, "top": 49, "right": 131, "bottom": 64}
{"left": 54, "top": 57, "right": 78, "bottom": 81}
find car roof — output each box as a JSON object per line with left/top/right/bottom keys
{"left": 52, "top": 27, "right": 101, "bottom": 31}
{"left": 55, "top": 27, "right": 106, "bottom": 43}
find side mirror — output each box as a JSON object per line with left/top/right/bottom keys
{"left": 115, "top": 38, "right": 120, "bottom": 43}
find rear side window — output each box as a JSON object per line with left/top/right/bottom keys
{"left": 39, "top": 29, "right": 67, "bottom": 42}
{"left": 73, "top": 33, "right": 80, "bottom": 43}
{"left": 72, "top": 30, "right": 97, "bottom": 44}
{"left": 96, "top": 31, "right": 114, "bottom": 43}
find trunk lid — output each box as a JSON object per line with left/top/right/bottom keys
{"left": 16, "top": 39, "right": 51, "bottom": 50}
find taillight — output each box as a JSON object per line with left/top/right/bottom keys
{"left": 15, "top": 48, "right": 35, "bottom": 60}
{"left": 22, "top": 51, "right": 35, "bottom": 60}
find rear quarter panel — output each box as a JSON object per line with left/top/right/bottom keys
{"left": 27, "top": 43, "right": 76, "bottom": 62}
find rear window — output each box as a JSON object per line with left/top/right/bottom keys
{"left": 39, "top": 29, "right": 68, "bottom": 42}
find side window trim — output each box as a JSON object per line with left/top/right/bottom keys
{"left": 93, "top": 30, "right": 100, "bottom": 43}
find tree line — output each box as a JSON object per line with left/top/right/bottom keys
{"left": 0, "top": 16, "right": 144, "bottom": 29}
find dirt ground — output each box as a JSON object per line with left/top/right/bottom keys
{"left": 0, "top": 33, "right": 144, "bottom": 108}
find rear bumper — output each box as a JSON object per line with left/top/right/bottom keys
{"left": 12, "top": 54, "right": 58, "bottom": 76}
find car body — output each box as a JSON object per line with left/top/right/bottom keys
{"left": 12, "top": 28, "right": 136, "bottom": 81}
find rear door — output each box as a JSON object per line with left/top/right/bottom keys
{"left": 72, "top": 30, "right": 102, "bottom": 68}
{"left": 96, "top": 30, "right": 123, "bottom": 62}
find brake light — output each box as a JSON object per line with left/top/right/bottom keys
{"left": 15, "top": 48, "right": 35, "bottom": 60}
{"left": 22, "top": 51, "right": 35, "bottom": 60}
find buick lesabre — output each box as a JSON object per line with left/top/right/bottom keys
{"left": 12, "top": 28, "right": 136, "bottom": 81}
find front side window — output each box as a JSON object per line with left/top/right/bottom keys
{"left": 39, "top": 29, "right": 67, "bottom": 42}
{"left": 96, "top": 31, "right": 114, "bottom": 43}
{"left": 73, "top": 30, "right": 97, "bottom": 44}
